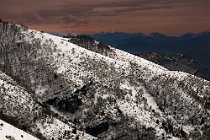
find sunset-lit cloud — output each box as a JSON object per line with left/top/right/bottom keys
{"left": 0, "top": 0, "right": 210, "bottom": 35}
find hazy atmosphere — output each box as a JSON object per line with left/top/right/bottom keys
{"left": 1, "top": 0, "right": 210, "bottom": 35}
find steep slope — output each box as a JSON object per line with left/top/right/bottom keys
{"left": 0, "top": 70, "right": 96, "bottom": 140}
{"left": 1, "top": 21, "right": 210, "bottom": 140}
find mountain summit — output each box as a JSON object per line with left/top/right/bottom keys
{"left": 1, "top": 21, "right": 210, "bottom": 140}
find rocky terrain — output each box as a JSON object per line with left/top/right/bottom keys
{"left": 0, "top": 21, "right": 210, "bottom": 140}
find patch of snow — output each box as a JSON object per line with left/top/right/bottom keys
{"left": 182, "top": 125, "right": 194, "bottom": 135}
{"left": 117, "top": 100, "right": 179, "bottom": 140}
{"left": 36, "top": 117, "right": 96, "bottom": 140}
{"left": 142, "top": 91, "right": 162, "bottom": 114}
{"left": 0, "top": 119, "right": 38, "bottom": 140}
{"left": 35, "top": 85, "right": 49, "bottom": 96}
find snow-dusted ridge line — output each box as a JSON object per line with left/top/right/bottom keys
{"left": 0, "top": 119, "right": 39, "bottom": 140}
{"left": 4, "top": 21, "right": 210, "bottom": 84}
{"left": 41, "top": 29, "right": 167, "bottom": 72}
{"left": 22, "top": 29, "right": 130, "bottom": 69}
{"left": 112, "top": 48, "right": 204, "bottom": 81}
{"left": 24, "top": 28, "right": 207, "bottom": 84}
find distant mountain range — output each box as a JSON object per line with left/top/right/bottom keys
{"left": 92, "top": 31, "right": 210, "bottom": 69}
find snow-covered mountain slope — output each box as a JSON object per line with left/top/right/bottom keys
{"left": 0, "top": 70, "right": 96, "bottom": 140}
{"left": 0, "top": 21, "right": 210, "bottom": 140}
{"left": 0, "top": 119, "right": 38, "bottom": 140}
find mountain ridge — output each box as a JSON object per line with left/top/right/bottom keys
{"left": 55, "top": 33, "right": 210, "bottom": 81}
{"left": 1, "top": 20, "right": 210, "bottom": 140}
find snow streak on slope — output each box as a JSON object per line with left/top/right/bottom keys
{"left": 0, "top": 119, "right": 38, "bottom": 140}
{"left": 36, "top": 117, "right": 97, "bottom": 140}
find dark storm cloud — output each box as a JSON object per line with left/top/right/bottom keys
{"left": 0, "top": 0, "right": 210, "bottom": 34}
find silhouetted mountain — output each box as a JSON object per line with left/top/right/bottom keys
{"left": 92, "top": 31, "right": 210, "bottom": 69}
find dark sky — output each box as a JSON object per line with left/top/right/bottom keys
{"left": 1, "top": 0, "right": 210, "bottom": 35}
